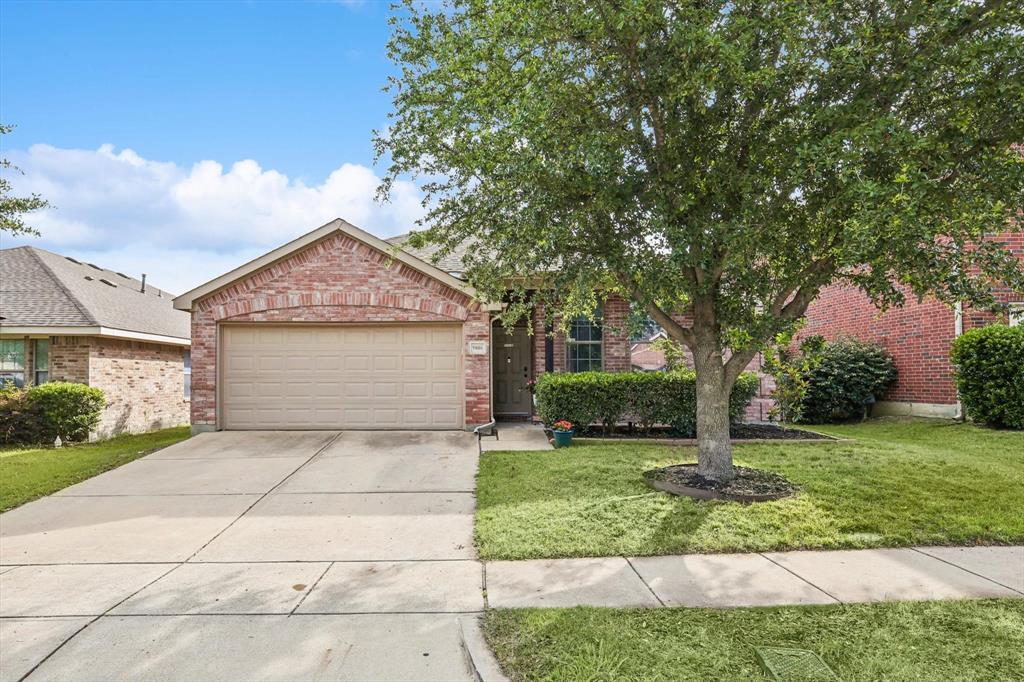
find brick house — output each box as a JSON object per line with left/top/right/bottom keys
{"left": 800, "top": 230, "right": 1024, "bottom": 418}
{"left": 174, "top": 218, "right": 774, "bottom": 432}
{"left": 0, "top": 246, "right": 191, "bottom": 437}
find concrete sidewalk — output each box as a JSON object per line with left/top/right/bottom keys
{"left": 485, "top": 545, "right": 1024, "bottom": 609}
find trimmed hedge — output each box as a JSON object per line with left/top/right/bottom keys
{"left": 796, "top": 337, "right": 897, "bottom": 424}
{"left": 534, "top": 370, "right": 759, "bottom": 436}
{"left": 0, "top": 382, "right": 105, "bottom": 444}
{"left": 950, "top": 324, "right": 1024, "bottom": 429}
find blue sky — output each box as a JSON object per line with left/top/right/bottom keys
{"left": 1, "top": 0, "right": 423, "bottom": 292}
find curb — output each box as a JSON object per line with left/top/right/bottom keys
{"left": 458, "top": 615, "right": 510, "bottom": 682}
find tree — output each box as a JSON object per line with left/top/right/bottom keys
{"left": 1, "top": 124, "right": 48, "bottom": 237}
{"left": 377, "top": 0, "right": 1024, "bottom": 482}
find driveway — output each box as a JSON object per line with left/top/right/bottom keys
{"left": 0, "top": 431, "right": 486, "bottom": 681}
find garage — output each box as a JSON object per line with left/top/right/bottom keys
{"left": 220, "top": 323, "right": 464, "bottom": 430}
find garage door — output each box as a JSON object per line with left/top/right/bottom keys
{"left": 220, "top": 324, "right": 464, "bottom": 430}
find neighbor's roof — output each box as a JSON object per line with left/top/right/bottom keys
{"left": 0, "top": 246, "right": 190, "bottom": 344}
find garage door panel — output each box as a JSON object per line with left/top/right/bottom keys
{"left": 221, "top": 324, "right": 464, "bottom": 430}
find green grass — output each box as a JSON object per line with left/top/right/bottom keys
{"left": 0, "top": 427, "right": 191, "bottom": 512}
{"left": 484, "top": 599, "right": 1024, "bottom": 682}
{"left": 475, "top": 418, "right": 1024, "bottom": 559}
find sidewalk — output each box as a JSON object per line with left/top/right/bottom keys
{"left": 484, "top": 545, "right": 1024, "bottom": 609}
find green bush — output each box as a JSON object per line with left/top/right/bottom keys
{"left": 26, "top": 382, "right": 106, "bottom": 443}
{"left": 797, "top": 337, "right": 897, "bottom": 423}
{"left": 534, "top": 370, "right": 759, "bottom": 436}
{"left": 0, "top": 383, "right": 45, "bottom": 444}
{"left": 950, "top": 324, "right": 1024, "bottom": 429}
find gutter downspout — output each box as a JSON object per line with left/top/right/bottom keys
{"left": 953, "top": 301, "right": 964, "bottom": 420}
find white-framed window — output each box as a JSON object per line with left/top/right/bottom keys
{"left": 566, "top": 310, "right": 603, "bottom": 372}
{"left": 1010, "top": 303, "right": 1023, "bottom": 328}
{"left": 0, "top": 339, "right": 26, "bottom": 387}
{"left": 183, "top": 349, "right": 192, "bottom": 399}
{"left": 33, "top": 339, "right": 49, "bottom": 385}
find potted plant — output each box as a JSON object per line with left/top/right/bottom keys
{"left": 551, "top": 419, "right": 575, "bottom": 448}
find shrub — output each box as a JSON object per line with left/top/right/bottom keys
{"left": 534, "top": 370, "right": 759, "bottom": 436}
{"left": 797, "top": 337, "right": 897, "bottom": 423}
{"left": 0, "top": 382, "right": 45, "bottom": 445}
{"left": 950, "top": 324, "right": 1024, "bottom": 429}
{"left": 26, "top": 382, "right": 106, "bottom": 443}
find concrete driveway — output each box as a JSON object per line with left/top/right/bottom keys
{"left": 0, "top": 431, "right": 486, "bottom": 682}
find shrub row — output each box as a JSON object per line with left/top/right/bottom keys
{"left": 0, "top": 382, "right": 105, "bottom": 444}
{"left": 534, "top": 370, "right": 759, "bottom": 436}
{"left": 951, "top": 324, "right": 1024, "bottom": 430}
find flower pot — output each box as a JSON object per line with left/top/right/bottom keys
{"left": 552, "top": 429, "right": 575, "bottom": 448}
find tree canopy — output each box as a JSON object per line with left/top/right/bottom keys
{"left": 378, "top": 0, "right": 1024, "bottom": 480}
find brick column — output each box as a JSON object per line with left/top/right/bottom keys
{"left": 463, "top": 309, "right": 492, "bottom": 427}
{"left": 602, "top": 293, "right": 630, "bottom": 372}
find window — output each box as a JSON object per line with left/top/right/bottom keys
{"left": 1010, "top": 303, "right": 1023, "bottom": 328}
{"left": 0, "top": 339, "right": 26, "bottom": 388}
{"left": 566, "top": 313, "right": 603, "bottom": 372}
{"left": 183, "top": 350, "right": 192, "bottom": 399}
{"left": 33, "top": 340, "right": 49, "bottom": 385}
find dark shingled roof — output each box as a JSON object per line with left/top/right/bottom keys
{"left": 0, "top": 246, "right": 190, "bottom": 340}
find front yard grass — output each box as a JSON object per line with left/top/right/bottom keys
{"left": 0, "top": 426, "right": 190, "bottom": 512}
{"left": 475, "top": 419, "right": 1023, "bottom": 559}
{"left": 484, "top": 599, "right": 1024, "bottom": 682}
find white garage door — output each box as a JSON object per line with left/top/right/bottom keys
{"left": 220, "top": 324, "right": 464, "bottom": 430}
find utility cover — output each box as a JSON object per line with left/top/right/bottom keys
{"left": 755, "top": 647, "right": 840, "bottom": 681}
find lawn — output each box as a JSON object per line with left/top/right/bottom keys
{"left": 0, "top": 426, "right": 191, "bottom": 512}
{"left": 475, "top": 419, "right": 1024, "bottom": 559}
{"left": 484, "top": 599, "right": 1024, "bottom": 682}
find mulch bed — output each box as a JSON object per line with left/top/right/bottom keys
{"left": 577, "top": 423, "right": 831, "bottom": 441}
{"left": 644, "top": 464, "right": 798, "bottom": 502}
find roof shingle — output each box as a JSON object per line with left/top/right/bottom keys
{"left": 0, "top": 246, "right": 190, "bottom": 340}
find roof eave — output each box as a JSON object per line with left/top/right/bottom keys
{"left": 0, "top": 325, "right": 190, "bottom": 346}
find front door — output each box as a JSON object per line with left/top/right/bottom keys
{"left": 493, "top": 324, "right": 532, "bottom": 416}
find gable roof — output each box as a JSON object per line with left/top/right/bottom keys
{"left": 173, "top": 218, "right": 500, "bottom": 311}
{"left": 0, "top": 246, "right": 190, "bottom": 344}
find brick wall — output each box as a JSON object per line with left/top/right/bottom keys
{"left": 189, "top": 231, "right": 490, "bottom": 429}
{"left": 88, "top": 338, "right": 189, "bottom": 437}
{"left": 49, "top": 337, "right": 90, "bottom": 383}
{"left": 800, "top": 230, "right": 1023, "bottom": 407}
{"left": 47, "top": 336, "right": 188, "bottom": 437}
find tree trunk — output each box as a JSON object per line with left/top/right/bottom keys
{"left": 692, "top": 343, "right": 735, "bottom": 483}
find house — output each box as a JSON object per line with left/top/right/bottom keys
{"left": 173, "top": 219, "right": 781, "bottom": 432}
{"left": 0, "top": 246, "right": 191, "bottom": 436}
{"left": 800, "top": 230, "right": 1023, "bottom": 418}
{"left": 630, "top": 331, "right": 668, "bottom": 371}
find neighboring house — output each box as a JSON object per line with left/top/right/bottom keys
{"left": 0, "top": 246, "right": 191, "bottom": 437}
{"left": 173, "top": 219, "right": 776, "bottom": 433}
{"left": 630, "top": 331, "right": 668, "bottom": 371}
{"left": 800, "top": 230, "right": 1023, "bottom": 418}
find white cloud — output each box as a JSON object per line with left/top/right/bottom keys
{"left": 2, "top": 143, "right": 426, "bottom": 294}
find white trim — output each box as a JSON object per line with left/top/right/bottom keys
{"left": 172, "top": 218, "right": 502, "bottom": 312}
{"left": 0, "top": 326, "right": 190, "bottom": 346}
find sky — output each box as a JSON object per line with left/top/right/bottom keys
{"left": 1, "top": 0, "right": 426, "bottom": 294}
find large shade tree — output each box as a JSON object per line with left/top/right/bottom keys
{"left": 377, "top": 0, "right": 1024, "bottom": 482}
